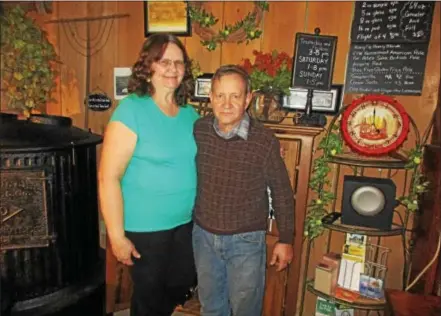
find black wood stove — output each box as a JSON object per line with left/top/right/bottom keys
{"left": 0, "top": 113, "right": 104, "bottom": 316}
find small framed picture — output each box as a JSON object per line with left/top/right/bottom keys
{"left": 114, "top": 67, "right": 132, "bottom": 100}
{"left": 144, "top": 1, "right": 191, "bottom": 37}
{"left": 192, "top": 73, "right": 213, "bottom": 101}
{"left": 282, "top": 84, "right": 343, "bottom": 115}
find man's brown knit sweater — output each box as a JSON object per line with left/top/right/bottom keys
{"left": 193, "top": 116, "right": 295, "bottom": 244}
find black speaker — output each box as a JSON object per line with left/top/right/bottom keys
{"left": 341, "top": 175, "right": 396, "bottom": 230}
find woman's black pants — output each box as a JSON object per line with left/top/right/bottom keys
{"left": 126, "top": 221, "right": 196, "bottom": 316}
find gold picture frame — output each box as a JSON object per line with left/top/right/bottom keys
{"left": 144, "top": 1, "right": 191, "bottom": 37}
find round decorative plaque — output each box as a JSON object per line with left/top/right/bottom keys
{"left": 340, "top": 95, "right": 410, "bottom": 156}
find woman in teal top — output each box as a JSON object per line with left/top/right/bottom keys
{"left": 99, "top": 34, "right": 199, "bottom": 316}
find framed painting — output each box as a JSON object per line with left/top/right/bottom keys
{"left": 144, "top": 1, "right": 191, "bottom": 37}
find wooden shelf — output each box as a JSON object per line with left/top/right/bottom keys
{"left": 306, "top": 280, "right": 387, "bottom": 310}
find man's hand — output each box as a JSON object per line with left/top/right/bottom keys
{"left": 110, "top": 236, "right": 141, "bottom": 266}
{"left": 270, "top": 242, "right": 293, "bottom": 272}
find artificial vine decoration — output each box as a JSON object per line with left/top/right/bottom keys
{"left": 189, "top": 1, "right": 269, "bottom": 51}
{"left": 398, "top": 146, "right": 430, "bottom": 211}
{"left": 304, "top": 124, "right": 343, "bottom": 240}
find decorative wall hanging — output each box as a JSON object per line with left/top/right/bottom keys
{"left": 87, "top": 90, "right": 112, "bottom": 112}
{"left": 46, "top": 13, "right": 130, "bottom": 129}
{"left": 189, "top": 1, "right": 268, "bottom": 51}
{"left": 144, "top": 1, "right": 191, "bottom": 37}
{"left": 340, "top": 95, "right": 410, "bottom": 156}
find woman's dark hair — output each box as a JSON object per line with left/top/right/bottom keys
{"left": 127, "top": 34, "right": 193, "bottom": 106}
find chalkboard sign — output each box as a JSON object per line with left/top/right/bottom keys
{"left": 87, "top": 93, "right": 112, "bottom": 111}
{"left": 351, "top": 1, "right": 435, "bottom": 43}
{"left": 345, "top": 43, "right": 428, "bottom": 95}
{"left": 291, "top": 33, "right": 337, "bottom": 91}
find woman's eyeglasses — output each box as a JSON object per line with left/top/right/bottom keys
{"left": 157, "top": 59, "right": 186, "bottom": 70}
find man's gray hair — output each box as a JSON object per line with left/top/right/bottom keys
{"left": 211, "top": 64, "right": 251, "bottom": 94}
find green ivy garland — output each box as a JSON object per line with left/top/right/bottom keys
{"left": 189, "top": 1, "right": 269, "bottom": 51}
{"left": 398, "top": 146, "right": 430, "bottom": 211}
{"left": 304, "top": 125, "right": 429, "bottom": 240}
{"left": 304, "top": 124, "right": 343, "bottom": 240}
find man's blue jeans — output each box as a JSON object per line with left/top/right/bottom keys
{"left": 192, "top": 224, "right": 266, "bottom": 316}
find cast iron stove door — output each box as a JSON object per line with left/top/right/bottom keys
{"left": 0, "top": 169, "right": 54, "bottom": 250}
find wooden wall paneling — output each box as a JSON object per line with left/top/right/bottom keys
{"left": 220, "top": 1, "right": 262, "bottom": 65}
{"left": 304, "top": 1, "right": 354, "bottom": 84}
{"left": 185, "top": 1, "right": 224, "bottom": 73}
{"left": 261, "top": 1, "right": 307, "bottom": 54}
{"left": 116, "top": 1, "right": 144, "bottom": 69}
{"left": 87, "top": 1, "right": 118, "bottom": 136}
{"left": 56, "top": 1, "right": 88, "bottom": 128}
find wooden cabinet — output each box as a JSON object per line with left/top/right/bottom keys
{"left": 263, "top": 124, "right": 323, "bottom": 316}
{"left": 105, "top": 123, "right": 323, "bottom": 315}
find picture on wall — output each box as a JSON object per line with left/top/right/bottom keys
{"left": 192, "top": 73, "right": 213, "bottom": 101}
{"left": 282, "top": 84, "right": 343, "bottom": 115}
{"left": 144, "top": 1, "right": 191, "bottom": 37}
{"left": 114, "top": 67, "right": 132, "bottom": 100}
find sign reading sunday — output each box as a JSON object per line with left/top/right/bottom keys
{"left": 292, "top": 32, "right": 338, "bottom": 91}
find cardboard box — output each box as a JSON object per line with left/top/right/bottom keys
{"left": 314, "top": 261, "right": 338, "bottom": 295}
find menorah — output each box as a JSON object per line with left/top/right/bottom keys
{"left": 46, "top": 13, "right": 129, "bottom": 129}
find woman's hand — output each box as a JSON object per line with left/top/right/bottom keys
{"left": 110, "top": 236, "right": 141, "bottom": 266}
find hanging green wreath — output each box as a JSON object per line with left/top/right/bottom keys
{"left": 189, "top": 1, "right": 269, "bottom": 51}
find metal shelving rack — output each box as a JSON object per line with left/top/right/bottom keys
{"left": 298, "top": 107, "right": 422, "bottom": 316}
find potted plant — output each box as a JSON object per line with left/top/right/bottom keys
{"left": 0, "top": 5, "right": 58, "bottom": 117}
{"left": 240, "top": 50, "right": 293, "bottom": 123}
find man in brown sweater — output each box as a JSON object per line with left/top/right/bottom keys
{"left": 192, "top": 65, "right": 295, "bottom": 316}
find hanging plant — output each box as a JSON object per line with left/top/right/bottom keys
{"left": 0, "top": 5, "right": 58, "bottom": 116}
{"left": 189, "top": 1, "right": 269, "bottom": 51}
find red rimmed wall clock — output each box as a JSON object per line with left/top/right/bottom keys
{"left": 341, "top": 95, "right": 410, "bottom": 156}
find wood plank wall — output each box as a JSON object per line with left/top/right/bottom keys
{"left": 6, "top": 1, "right": 439, "bottom": 315}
